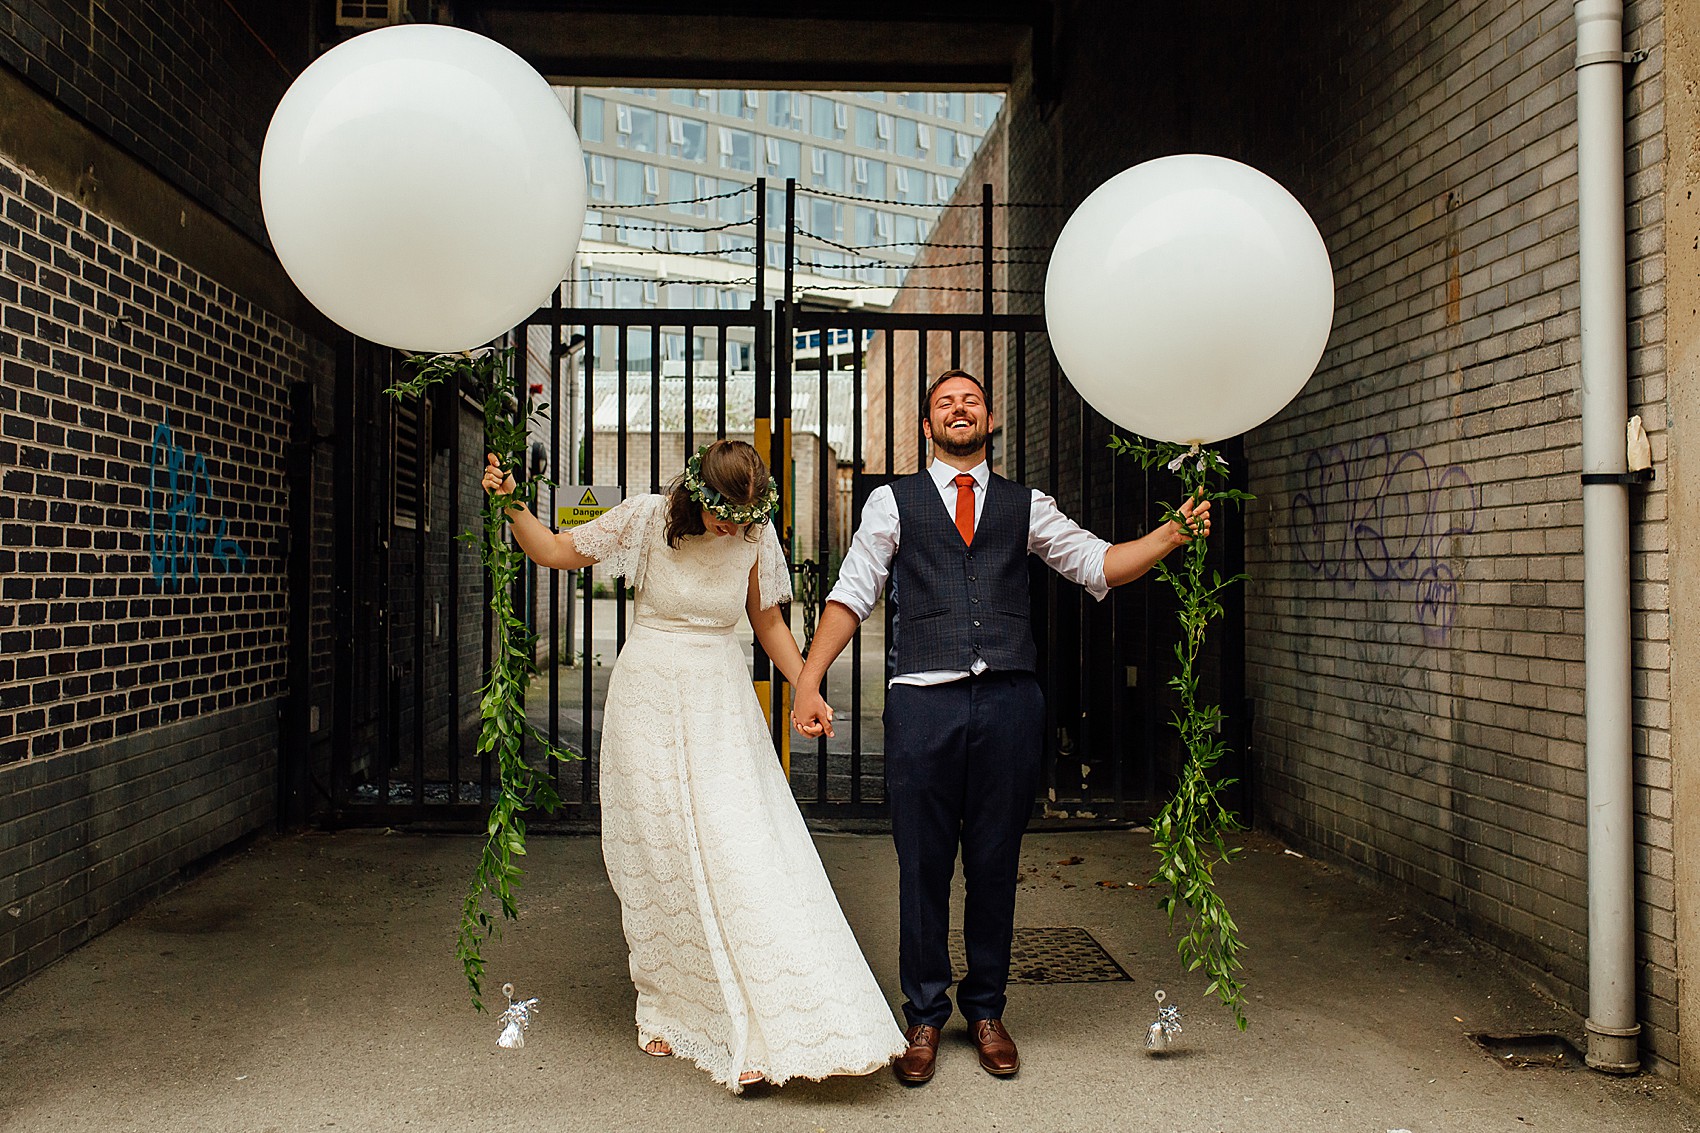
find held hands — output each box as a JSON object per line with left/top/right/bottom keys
{"left": 791, "top": 685, "right": 835, "bottom": 739}
{"left": 1168, "top": 495, "right": 1212, "bottom": 545}
{"left": 482, "top": 453, "right": 517, "bottom": 497}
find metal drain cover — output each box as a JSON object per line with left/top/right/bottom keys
{"left": 1467, "top": 1032, "right": 1586, "bottom": 1069}
{"left": 948, "top": 926, "right": 1131, "bottom": 984}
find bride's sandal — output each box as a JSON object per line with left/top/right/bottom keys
{"left": 644, "top": 1039, "right": 672, "bottom": 1057}
{"left": 737, "top": 1070, "right": 766, "bottom": 1088}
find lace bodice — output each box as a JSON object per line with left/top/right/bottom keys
{"left": 569, "top": 494, "right": 793, "bottom": 632}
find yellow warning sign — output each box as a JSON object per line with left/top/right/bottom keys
{"left": 557, "top": 485, "right": 623, "bottom": 530}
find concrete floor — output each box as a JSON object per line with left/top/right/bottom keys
{"left": 0, "top": 827, "right": 1693, "bottom": 1133}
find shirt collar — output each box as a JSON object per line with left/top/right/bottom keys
{"left": 928, "top": 459, "right": 988, "bottom": 491}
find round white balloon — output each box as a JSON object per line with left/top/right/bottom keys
{"left": 260, "top": 25, "right": 586, "bottom": 352}
{"left": 1044, "top": 155, "right": 1334, "bottom": 444}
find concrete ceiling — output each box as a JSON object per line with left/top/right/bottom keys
{"left": 450, "top": 1, "right": 1048, "bottom": 89}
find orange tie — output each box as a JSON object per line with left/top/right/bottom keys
{"left": 953, "top": 473, "right": 976, "bottom": 546}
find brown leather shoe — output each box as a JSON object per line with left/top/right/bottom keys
{"left": 969, "top": 1018, "right": 1020, "bottom": 1076}
{"left": 894, "top": 1024, "right": 941, "bottom": 1083}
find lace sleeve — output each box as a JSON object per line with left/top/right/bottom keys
{"left": 568, "top": 494, "right": 663, "bottom": 587}
{"left": 755, "top": 521, "right": 794, "bottom": 610}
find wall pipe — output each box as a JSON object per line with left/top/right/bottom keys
{"left": 1573, "top": 0, "right": 1640, "bottom": 1074}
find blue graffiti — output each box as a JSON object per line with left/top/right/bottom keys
{"left": 146, "top": 414, "right": 246, "bottom": 588}
{"left": 1289, "top": 434, "right": 1478, "bottom": 642}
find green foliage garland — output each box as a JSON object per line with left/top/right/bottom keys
{"left": 1109, "top": 434, "right": 1254, "bottom": 1030}
{"left": 385, "top": 347, "right": 579, "bottom": 1011}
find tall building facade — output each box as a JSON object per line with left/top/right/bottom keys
{"left": 565, "top": 86, "right": 1004, "bottom": 374}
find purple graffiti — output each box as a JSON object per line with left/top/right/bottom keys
{"left": 1289, "top": 435, "right": 1478, "bottom": 642}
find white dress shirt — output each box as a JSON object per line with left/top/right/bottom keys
{"left": 826, "top": 460, "right": 1112, "bottom": 686}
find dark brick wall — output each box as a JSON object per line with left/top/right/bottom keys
{"left": 0, "top": 146, "right": 331, "bottom": 990}
{"left": 0, "top": 0, "right": 299, "bottom": 247}
{"left": 0, "top": 699, "right": 276, "bottom": 989}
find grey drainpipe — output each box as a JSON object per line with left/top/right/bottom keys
{"left": 1573, "top": 0, "right": 1640, "bottom": 1074}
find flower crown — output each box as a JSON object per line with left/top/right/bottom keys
{"left": 683, "top": 445, "right": 778, "bottom": 526}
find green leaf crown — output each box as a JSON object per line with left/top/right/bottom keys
{"left": 683, "top": 445, "right": 779, "bottom": 526}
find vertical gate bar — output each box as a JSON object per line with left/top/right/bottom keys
{"left": 650, "top": 325, "right": 662, "bottom": 494}
{"left": 1141, "top": 461, "right": 1156, "bottom": 805}
{"left": 581, "top": 324, "right": 596, "bottom": 807}
{"left": 817, "top": 327, "right": 830, "bottom": 803}
{"left": 447, "top": 339, "right": 461, "bottom": 801}
{"left": 376, "top": 349, "right": 393, "bottom": 813}
{"left": 684, "top": 321, "right": 695, "bottom": 457}
{"left": 784, "top": 177, "right": 795, "bottom": 308}
{"left": 332, "top": 339, "right": 355, "bottom": 812}
{"left": 550, "top": 294, "right": 561, "bottom": 789}
{"left": 1015, "top": 331, "right": 1028, "bottom": 483}
{"left": 716, "top": 324, "right": 728, "bottom": 440}
{"left": 1110, "top": 398, "right": 1124, "bottom": 809}
{"left": 617, "top": 327, "right": 629, "bottom": 651}
{"left": 755, "top": 176, "right": 766, "bottom": 312}
{"left": 1079, "top": 396, "right": 1091, "bottom": 801}
{"left": 413, "top": 377, "right": 426, "bottom": 809}
{"left": 1043, "top": 346, "right": 1059, "bottom": 808}
{"left": 780, "top": 175, "right": 797, "bottom": 770}
{"left": 850, "top": 337, "right": 864, "bottom": 802}
{"left": 950, "top": 328, "right": 960, "bottom": 371}
{"left": 981, "top": 183, "right": 995, "bottom": 472}
{"left": 511, "top": 340, "right": 529, "bottom": 774}
{"left": 768, "top": 300, "right": 791, "bottom": 756}
{"left": 481, "top": 464, "right": 493, "bottom": 806}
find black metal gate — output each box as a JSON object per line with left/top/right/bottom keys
{"left": 320, "top": 182, "right": 1236, "bottom": 828}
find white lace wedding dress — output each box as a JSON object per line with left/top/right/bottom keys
{"left": 570, "top": 494, "right": 907, "bottom": 1092}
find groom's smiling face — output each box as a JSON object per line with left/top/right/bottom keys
{"left": 923, "top": 374, "right": 991, "bottom": 458}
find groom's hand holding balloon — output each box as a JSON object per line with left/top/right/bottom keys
{"left": 1169, "top": 495, "right": 1211, "bottom": 544}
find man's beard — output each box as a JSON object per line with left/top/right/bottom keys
{"left": 931, "top": 416, "right": 987, "bottom": 457}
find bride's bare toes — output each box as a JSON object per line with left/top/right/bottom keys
{"left": 644, "top": 1038, "right": 672, "bottom": 1056}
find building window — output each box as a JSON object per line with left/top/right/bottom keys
{"left": 767, "top": 91, "right": 806, "bottom": 130}
{"left": 580, "top": 94, "right": 605, "bottom": 143}
{"left": 764, "top": 136, "right": 800, "bottom": 180}
{"left": 585, "top": 154, "right": 610, "bottom": 200}
{"left": 811, "top": 97, "right": 845, "bottom": 141}
{"left": 854, "top": 107, "right": 888, "bottom": 152}
{"left": 616, "top": 105, "right": 657, "bottom": 152}
{"left": 668, "top": 114, "right": 707, "bottom": 162}
{"left": 718, "top": 89, "right": 756, "bottom": 120}
{"left": 719, "top": 127, "right": 754, "bottom": 172}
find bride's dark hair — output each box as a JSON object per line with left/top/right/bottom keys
{"left": 664, "top": 439, "right": 770, "bottom": 548}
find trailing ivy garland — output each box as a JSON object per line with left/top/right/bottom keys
{"left": 384, "top": 347, "right": 578, "bottom": 1011}
{"left": 1108, "top": 434, "right": 1254, "bottom": 1030}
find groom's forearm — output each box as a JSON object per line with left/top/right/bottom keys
{"left": 796, "top": 601, "right": 860, "bottom": 692}
{"left": 1103, "top": 525, "right": 1186, "bottom": 587}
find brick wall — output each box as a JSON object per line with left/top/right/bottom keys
{"left": 1000, "top": 1, "right": 1676, "bottom": 1069}
{"left": 0, "top": 700, "right": 275, "bottom": 988}
{"left": 1242, "top": 0, "right": 1673, "bottom": 1066}
{"left": 0, "top": 0, "right": 296, "bottom": 247}
{"left": 0, "top": 151, "right": 325, "bottom": 988}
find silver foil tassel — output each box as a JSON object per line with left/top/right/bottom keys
{"left": 496, "top": 981, "right": 540, "bottom": 1050}
{"left": 1145, "top": 989, "right": 1182, "bottom": 1052}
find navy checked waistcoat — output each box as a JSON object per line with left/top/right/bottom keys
{"left": 888, "top": 470, "right": 1037, "bottom": 675}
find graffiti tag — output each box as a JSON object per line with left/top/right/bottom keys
{"left": 1288, "top": 434, "right": 1478, "bottom": 642}
{"left": 146, "top": 415, "right": 246, "bottom": 588}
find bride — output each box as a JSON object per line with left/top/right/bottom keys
{"left": 482, "top": 439, "right": 906, "bottom": 1092}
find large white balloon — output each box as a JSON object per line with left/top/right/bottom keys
{"left": 1044, "top": 155, "right": 1334, "bottom": 445}
{"left": 260, "top": 25, "right": 586, "bottom": 352}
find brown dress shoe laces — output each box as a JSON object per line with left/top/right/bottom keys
{"left": 970, "top": 1018, "right": 1020, "bottom": 1076}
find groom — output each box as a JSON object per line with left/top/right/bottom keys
{"left": 791, "top": 369, "right": 1209, "bottom": 1083}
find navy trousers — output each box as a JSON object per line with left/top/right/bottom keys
{"left": 884, "top": 671, "right": 1045, "bottom": 1028}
